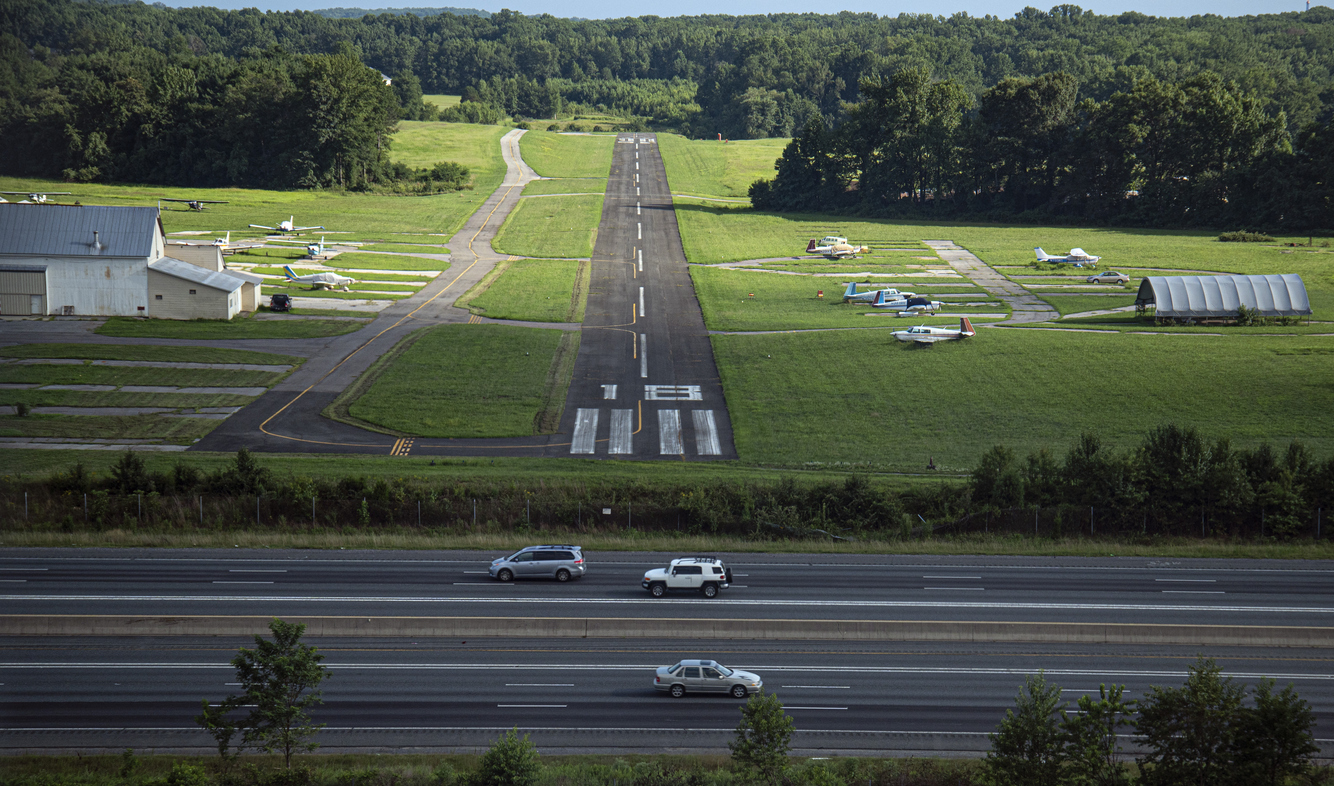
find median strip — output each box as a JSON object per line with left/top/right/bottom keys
{"left": 3, "top": 615, "right": 1333, "bottom": 647}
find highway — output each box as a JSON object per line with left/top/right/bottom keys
{"left": 5, "top": 549, "right": 1334, "bottom": 626}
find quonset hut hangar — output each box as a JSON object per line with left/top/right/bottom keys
{"left": 1135, "top": 274, "right": 1312, "bottom": 321}
{"left": 0, "top": 204, "right": 261, "bottom": 318}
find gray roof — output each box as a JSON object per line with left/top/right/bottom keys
{"left": 151, "top": 257, "right": 245, "bottom": 292}
{"left": 223, "top": 268, "right": 265, "bottom": 285}
{"left": 1136, "top": 274, "right": 1312, "bottom": 318}
{"left": 0, "top": 204, "right": 162, "bottom": 259}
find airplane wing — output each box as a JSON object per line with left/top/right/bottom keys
{"left": 290, "top": 225, "right": 325, "bottom": 232}
{"left": 249, "top": 224, "right": 278, "bottom": 231}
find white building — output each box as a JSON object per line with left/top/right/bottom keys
{"left": 0, "top": 203, "right": 260, "bottom": 319}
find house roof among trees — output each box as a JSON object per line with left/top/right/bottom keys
{"left": 1135, "top": 274, "right": 1312, "bottom": 318}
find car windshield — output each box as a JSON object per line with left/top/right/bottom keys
{"left": 713, "top": 664, "right": 733, "bottom": 676}
{"left": 506, "top": 550, "right": 527, "bottom": 561}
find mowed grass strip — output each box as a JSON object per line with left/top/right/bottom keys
{"left": 386, "top": 121, "right": 505, "bottom": 175}
{"left": 713, "top": 329, "right": 1334, "bottom": 469}
{"left": 690, "top": 266, "right": 1003, "bottom": 332}
{"left": 248, "top": 267, "right": 433, "bottom": 284}
{"left": 493, "top": 194, "right": 603, "bottom": 259}
{"left": 94, "top": 316, "right": 363, "bottom": 339}
{"left": 0, "top": 365, "right": 285, "bottom": 387}
{"left": 6, "top": 390, "right": 254, "bottom": 408}
{"left": 1042, "top": 294, "right": 1139, "bottom": 316}
{"left": 322, "top": 252, "right": 451, "bottom": 271}
{"left": 658, "top": 133, "right": 790, "bottom": 198}
{"left": 523, "top": 178, "right": 607, "bottom": 196}
{"left": 0, "top": 343, "right": 301, "bottom": 365}
{"left": 358, "top": 243, "right": 451, "bottom": 254}
{"left": 676, "top": 205, "right": 926, "bottom": 264}
{"left": 469, "top": 259, "right": 585, "bottom": 322}
{"left": 349, "top": 324, "right": 566, "bottom": 438}
{"left": 0, "top": 413, "right": 219, "bottom": 443}
{"left": 519, "top": 131, "right": 614, "bottom": 178}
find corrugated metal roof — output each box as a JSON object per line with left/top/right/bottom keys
{"left": 1135, "top": 274, "right": 1312, "bottom": 318}
{"left": 151, "top": 257, "right": 245, "bottom": 292}
{"left": 223, "top": 268, "right": 265, "bottom": 285}
{"left": 0, "top": 204, "right": 160, "bottom": 259}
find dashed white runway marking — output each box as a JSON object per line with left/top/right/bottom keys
{"left": 637, "top": 250, "right": 643, "bottom": 271}
{"left": 639, "top": 334, "right": 647, "bottom": 378}
{"left": 637, "top": 202, "right": 641, "bottom": 215}
{"left": 693, "top": 410, "right": 721, "bottom": 455}
{"left": 658, "top": 409, "right": 683, "bottom": 455}
{"left": 639, "top": 286, "right": 645, "bottom": 316}
{"left": 609, "top": 409, "right": 633, "bottom": 454}
{"left": 571, "top": 408, "right": 599, "bottom": 454}
{"left": 637, "top": 222, "right": 642, "bottom": 240}
{"left": 601, "top": 384, "right": 618, "bottom": 400}
{"left": 636, "top": 187, "right": 640, "bottom": 196}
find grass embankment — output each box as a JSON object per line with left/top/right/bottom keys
{"left": 492, "top": 195, "right": 603, "bottom": 258}
{"left": 0, "top": 343, "right": 301, "bottom": 365}
{"left": 94, "top": 315, "right": 363, "bottom": 339}
{"left": 465, "top": 259, "right": 589, "bottom": 322}
{"left": 523, "top": 178, "right": 606, "bottom": 195}
{"left": 519, "top": 130, "right": 615, "bottom": 178}
{"left": 345, "top": 324, "right": 577, "bottom": 437}
{"left": 658, "top": 133, "right": 789, "bottom": 199}
{"left": 0, "top": 123, "right": 505, "bottom": 243}
{"left": 322, "top": 252, "right": 450, "bottom": 271}
{"left": 714, "top": 328, "right": 1334, "bottom": 470}
{"left": 691, "top": 267, "right": 1005, "bottom": 332}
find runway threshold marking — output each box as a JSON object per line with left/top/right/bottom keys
{"left": 609, "top": 409, "right": 633, "bottom": 454}
{"left": 693, "top": 410, "right": 721, "bottom": 456}
{"left": 658, "top": 409, "right": 683, "bottom": 455}
{"left": 258, "top": 132, "right": 528, "bottom": 448}
{"left": 570, "top": 409, "right": 599, "bottom": 455}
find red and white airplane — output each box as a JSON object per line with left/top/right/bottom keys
{"left": 892, "top": 317, "right": 977, "bottom": 344}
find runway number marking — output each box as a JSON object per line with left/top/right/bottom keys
{"left": 601, "top": 384, "right": 618, "bottom": 400}
{"left": 644, "top": 385, "right": 702, "bottom": 401}
{"left": 571, "top": 409, "right": 599, "bottom": 454}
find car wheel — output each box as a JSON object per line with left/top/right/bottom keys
{"left": 702, "top": 583, "right": 718, "bottom": 598}
{"left": 497, "top": 569, "right": 513, "bottom": 582}
{"left": 670, "top": 684, "right": 686, "bottom": 698}
{"left": 556, "top": 568, "right": 571, "bottom": 582}
{"left": 650, "top": 583, "right": 666, "bottom": 597}
{"left": 731, "top": 685, "right": 748, "bottom": 699}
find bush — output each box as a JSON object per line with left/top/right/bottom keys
{"left": 470, "top": 727, "right": 541, "bottom": 786}
{"left": 1219, "top": 231, "right": 1276, "bottom": 242}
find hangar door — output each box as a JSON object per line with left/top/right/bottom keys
{"left": 0, "top": 267, "right": 46, "bottom": 315}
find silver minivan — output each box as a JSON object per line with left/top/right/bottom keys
{"left": 489, "top": 544, "right": 585, "bottom": 582}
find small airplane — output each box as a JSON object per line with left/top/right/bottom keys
{"left": 842, "top": 282, "right": 914, "bottom": 304}
{"left": 162, "top": 198, "right": 228, "bottom": 211}
{"left": 807, "top": 236, "right": 870, "bottom": 260}
{"left": 282, "top": 265, "right": 354, "bottom": 291}
{"left": 1035, "top": 247, "right": 1100, "bottom": 267}
{"left": 250, "top": 216, "right": 324, "bottom": 233}
{"left": 893, "top": 317, "right": 977, "bottom": 344}
{"left": 871, "top": 292, "right": 944, "bottom": 314}
{"left": 271, "top": 236, "right": 329, "bottom": 257}
{"left": 213, "top": 231, "right": 230, "bottom": 248}
{"left": 0, "top": 191, "right": 72, "bottom": 204}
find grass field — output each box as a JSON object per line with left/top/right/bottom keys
{"left": 657, "top": 133, "right": 789, "bottom": 199}
{"left": 0, "top": 364, "right": 284, "bottom": 388}
{"left": 386, "top": 121, "right": 506, "bottom": 174}
{"left": 94, "top": 316, "right": 363, "bottom": 339}
{"left": 493, "top": 195, "right": 603, "bottom": 259}
{"left": 358, "top": 243, "right": 451, "bottom": 253}
{"left": 523, "top": 179, "right": 607, "bottom": 195}
{"left": 690, "top": 267, "right": 1005, "bottom": 332}
{"left": 4, "top": 389, "right": 254, "bottom": 408}
{"left": 0, "top": 413, "right": 220, "bottom": 443}
{"left": 714, "top": 328, "right": 1334, "bottom": 470}
{"left": 347, "top": 324, "right": 572, "bottom": 437}
{"left": 519, "top": 131, "right": 614, "bottom": 178}
{"left": 467, "top": 259, "right": 588, "bottom": 322}
{"left": 0, "top": 343, "right": 300, "bottom": 365}
{"left": 423, "top": 94, "right": 462, "bottom": 108}
{"left": 1042, "top": 294, "right": 1139, "bottom": 316}
{"left": 321, "top": 252, "right": 450, "bottom": 271}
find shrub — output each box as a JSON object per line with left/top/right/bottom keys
{"left": 471, "top": 727, "right": 541, "bottom": 786}
{"left": 1219, "top": 231, "right": 1276, "bottom": 242}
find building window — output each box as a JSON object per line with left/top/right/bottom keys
{"left": 189, "top": 289, "right": 196, "bottom": 295}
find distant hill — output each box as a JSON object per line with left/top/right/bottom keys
{"left": 311, "top": 6, "right": 490, "bottom": 17}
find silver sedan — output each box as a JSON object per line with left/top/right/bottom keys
{"left": 654, "top": 659, "right": 762, "bottom": 698}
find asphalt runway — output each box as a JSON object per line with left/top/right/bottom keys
{"left": 5, "top": 636, "right": 1334, "bottom": 754}
{"left": 549, "top": 133, "right": 736, "bottom": 460}
{"left": 7, "top": 549, "right": 1334, "bottom": 627}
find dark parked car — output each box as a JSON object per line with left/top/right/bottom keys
{"left": 269, "top": 293, "right": 293, "bottom": 312}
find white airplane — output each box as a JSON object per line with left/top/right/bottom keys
{"left": 893, "top": 317, "right": 977, "bottom": 344}
{"left": 271, "top": 236, "right": 329, "bottom": 257}
{"left": 1035, "top": 247, "right": 1100, "bottom": 267}
{"left": 870, "top": 292, "right": 944, "bottom": 314}
{"left": 251, "top": 216, "right": 324, "bottom": 233}
{"left": 842, "top": 282, "right": 915, "bottom": 304}
{"left": 807, "top": 236, "right": 870, "bottom": 259}
{"left": 282, "top": 265, "right": 354, "bottom": 291}
{"left": 213, "top": 231, "right": 230, "bottom": 248}
{"left": 162, "top": 198, "right": 228, "bottom": 211}
{"left": 0, "top": 191, "right": 72, "bottom": 204}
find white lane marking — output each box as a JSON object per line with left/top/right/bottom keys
{"left": 570, "top": 408, "right": 599, "bottom": 454}
{"left": 638, "top": 249, "right": 643, "bottom": 271}
{"left": 786, "top": 707, "right": 847, "bottom": 710}
{"left": 636, "top": 187, "right": 640, "bottom": 196}
{"left": 609, "top": 409, "right": 633, "bottom": 454}
{"left": 507, "top": 683, "right": 575, "bottom": 687}
{"left": 499, "top": 704, "right": 567, "bottom": 708}
{"left": 636, "top": 151, "right": 639, "bottom": 159}
{"left": 635, "top": 161, "right": 639, "bottom": 170}
{"left": 461, "top": 571, "right": 488, "bottom": 574}
{"left": 1156, "top": 579, "right": 1216, "bottom": 582}
{"left": 639, "top": 334, "right": 647, "bottom": 378}
{"left": 635, "top": 174, "right": 639, "bottom": 183}
{"left": 229, "top": 570, "right": 287, "bottom": 573}
{"left": 1162, "top": 590, "right": 1225, "bottom": 594}
{"left": 637, "top": 222, "right": 642, "bottom": 240}
{"left": 0, "top": 726, "right": 996, "bottom": 736}
{"left": 644, "top": 385, "right": 702, "bottom": 401}
{"left": 452, "top": 583, "right": 517, "bottom": 586}
{"left": 212, "top": 581, "right": 273, "bottom": 584}
{"left": 11, "top": 596, "right": 1328, "bottom": 614}
{"left": 601, "top": 384, "right": 617, "bottom": 400}
{"left": 925, "top": 587, "right": 985, "bottom": 591}
{"left": 783, "top": 685, "right": 851, "bottom": 689}
{"left": 0, "top": 580, "right": 26, "bottom": 583}
{"left": 658, "top": 409, "right": 683, "bottom": 455}
{"left": 924, "top": 576, "right": 980, "bottom": 579}
{"left": 693, "top": 410, "right": 721, "bottom": 455}
{"left": 636, "top": 202, "right": 641, "bottom": 215}
{"left": 0, "top": 568, "right": 46, "bottom": 571}
{"left": 639, "top": 286, "right": 645, "bottom": 316}
{"left": 1060, "top": 689, "right": 1103, "bottom": 692}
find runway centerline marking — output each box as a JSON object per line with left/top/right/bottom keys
{"left": 639, "top": 287, "right": 645, "bottom": 317}
{"left": 639, "top": 334, "right": 648, "bottom": 378}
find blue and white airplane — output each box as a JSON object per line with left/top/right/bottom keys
{"left": 282, "top": 265, "right": 355, "bottom": 291}
{"left": 870, "top": 291, "right": 943, "bottom": 315}
{"left": 1035, "top": 247, "right": 1100, "bottom": 267}
{"left": 842, "top": 281, "right": 914, "bottom": 304}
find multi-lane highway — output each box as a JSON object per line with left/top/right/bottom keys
{"left": 4, "top": 549, "right": 1334, "bottom": 754}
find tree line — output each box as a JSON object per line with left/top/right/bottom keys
{"left": 750, "top": 66, "right": 1333, "bottom": 231}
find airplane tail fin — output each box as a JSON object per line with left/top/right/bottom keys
{"left": 806, "top": 239, "right": 817, "bottom": 253}
{"left": 283, "top": 265, "right": 298, "bottom": 280}
{"left": 872, "top": 290, "right": 884, "bottom": 306}
{"left": 961, "top": 317, "right": 975, "bottom": 336}
{"left": 844, "top": 281, "right": 858, "bottom": 299}
{"left": 1034, "top": 247, "right": 1047, "bottom": 260}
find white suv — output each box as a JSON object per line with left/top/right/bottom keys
{"left": 642, "top": 557, "right": 732, "bottom": 598}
